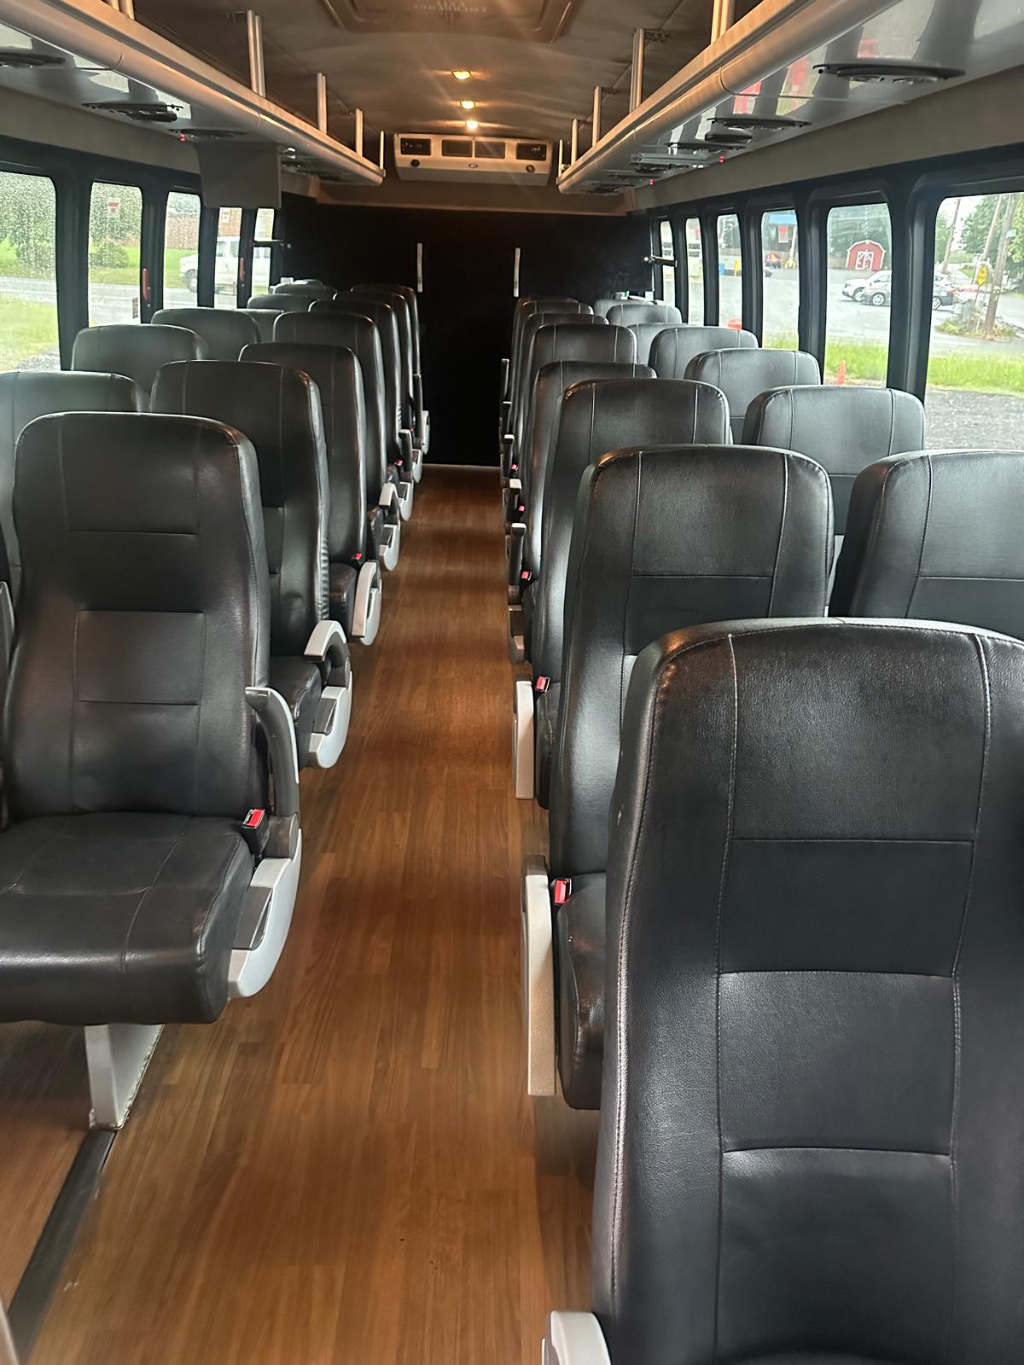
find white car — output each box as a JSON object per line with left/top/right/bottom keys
{"left": 179, "top": 236, "right": 238, "bottom": 293}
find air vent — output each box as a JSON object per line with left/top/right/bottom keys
{"left": 815, "top": 60, "right": 965, "bottom": 85}
{"left": 83, "top": 100, "right": 182, "bottom": 123}
{"left": 0, "top": 49, "right": 65, "bottom": 69}
{"left": 712, "top": 113, "right": 809, "bottom": 132}
{"left": 668, "top": 140, "right": 722, "bottom": 155}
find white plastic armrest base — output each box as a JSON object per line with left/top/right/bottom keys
{"left": 380, "top": 516, "right": 401, "bottom": 571}
{"left": 351, "top": 559, "right": 382, "bottom": 645}
{"left": 229, "top": 831, "right": 303, "bottom": 998}
{"left": 305, "top": 621, "right": 352, "bottom": 768}
{"left": 396, "top": 477, "right": 414, "bottom": 521}
{"left": 422, "top": 408, "right": 430, "bottom": 455}
{"left": 304, "top": 618, "right": 348, "bottom": 665}
{"left": 544, "top": 1313, "right": 612, "bottom": 1365}
{"left": 514, "top": 678, "right": 535, "bottom": 799}
{"left": 521, "top": 861, "right": 556, "bottom": 1096}
{"left": 508, "top": 476, "right": 522, "bottom": 492}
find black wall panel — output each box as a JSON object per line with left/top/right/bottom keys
{"left": 280, "top": 197, "right": 650, "bottom": 465}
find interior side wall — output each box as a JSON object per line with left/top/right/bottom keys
{"left": 280, "top": 199, "right": 651, "bottom": 464}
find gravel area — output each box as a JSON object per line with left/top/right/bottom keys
{"left": 926, "top": 388, "right": 1024, "bottom": 450}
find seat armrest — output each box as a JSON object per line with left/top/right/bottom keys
{"left": 246, "top": 685, "right": 300, "bottom": 830}
{"left": 304, "top": 619, "right": 351, "bottom": 688}
{"left": 544, "top": 1313, "right": 612, "bottom": 1365}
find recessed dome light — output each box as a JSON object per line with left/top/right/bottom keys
{"left": 452, "top": 69, "right": 471, "bottom": 81}
{"left": 460, "top": 99, "right": 475, "bottom": 110}
{"left": 466, "top": 118, "right": 479, "bottom": 132}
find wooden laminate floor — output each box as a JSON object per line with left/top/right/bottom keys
{"left": 24, "top": 464, "right": 598, "bottom": 1365}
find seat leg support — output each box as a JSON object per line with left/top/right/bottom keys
{"left": 521, "top": 857, "right": 556, "bottom": 1096}
{"left": 514, "top": 678, "right": 535, "bottom": 799}
{"left": 85, "top": 1023, "right": 163, "bottom": 1130}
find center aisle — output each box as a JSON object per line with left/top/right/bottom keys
{"left": 33, "top": 465, "right": 598, "bottom": 1365}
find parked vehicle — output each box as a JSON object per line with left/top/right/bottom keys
{"left": 179, "top": 236, "right": 239, "bottom": 293}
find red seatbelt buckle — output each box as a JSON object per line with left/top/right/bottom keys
{"left": 241, "top": 808, "right": 269, "bottom": 856}
{"left": 552, "top": 878, "right": 572, "bottom": 906}
{"left": 353, "top": 551, "right": 363, "bottom": 563}
{"left": 535, "top": 676, "right": 550, "bottom": 694}
{"left": 521, "top": 569, "right": 532, "bottom": 582}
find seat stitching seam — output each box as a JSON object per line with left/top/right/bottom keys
{"left": 767, "top": 452, "right": 788, "bottom": 616}
{"left": 908, "top": 454, "right": 933, "bottom": 617}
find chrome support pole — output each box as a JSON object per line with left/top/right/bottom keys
{"left": 570, "top": 118, "right": 579, "bottom": 163}
{"left": 354, "top": 107, "right": 364, "bottom": 156}
{"left": 246, "top": 10, "right": 266, "bottom": 97}
{"left": 591, "top": 84, "right": 602, "bottom": 145}
{"left": 316, "top": 72, "right": 328, "bottom": 132}
{"left": 629, "top": 28, "right": 645, "bottom": 110}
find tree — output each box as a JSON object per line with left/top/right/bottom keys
{"left": 961, "top": 196, "right": 997, "bottom": 255}
{"left": 827, "top": 203, "right": 892, "bottom": 267}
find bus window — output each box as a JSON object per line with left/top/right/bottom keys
{"left": 214, "top": 207, "right": 242, "bottom": 308}
{"left": 252, "top": 207, "right": 276, "bottom": 295}
{"left": 825, "top": 201, "right": 892, "bottom": 385}
{"left": 0, "top": 170, "right": 59, "bottom": 370}
{"left": 88, "top": 181, "right": 142, "bottom": 325}
{"left": 761, "top": 209, "right": 800, "bottom": 349}
{"left": 163, "top": 191, "right": 201, "bottom": 306}
{"left": 685, "top": 218, "right": 704, "bottom": 324}
{"left": 926, "top": 191, "right": 1024, "bottom": 448}
{"left": 717, "top": 214, "right": 742, "bottom": 327}
{"left": 658, "top": 219, "right": 676, "bottom": 307}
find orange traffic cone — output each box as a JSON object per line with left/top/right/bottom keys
{"left": 837, "top": 359, "right": 847, "bottom": 385}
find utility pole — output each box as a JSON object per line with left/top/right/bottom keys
{"left": 985, "top": 192, "right": 1019, "bottom": 340}
{"left": 941, "top": 197, "right": 961, "bottom": 271}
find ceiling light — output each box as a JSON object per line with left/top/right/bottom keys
{"left": 452, "top": 69, "right": 471, "bottom": 81}
{"left": 460, "top": 99, "right": 475, "bottom": 110}
{"left": 466, "top": 118, "right": 479, "bottom": 132}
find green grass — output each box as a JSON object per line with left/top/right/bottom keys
{"left": 0, "top": 295, "right": 59, "bottom": 369}
{"left": 767, "top": 330, "right": 1024, "bottom": 395}
{"left": 89, "top": 243, "right": 140, "bottom": 286}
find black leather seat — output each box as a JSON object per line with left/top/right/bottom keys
{"left": 310, "top": 299, "right": 416, "bottom": 517}
{"left": 152, "top": 361, "right": 352, "bottom": 768}
{"left": 153, "top": 307, "right": 261, "bottom": 361}
{"left": 247, "top": 292, "right": 311, "bottom": 314}
{"left": 541, "top": 446, "right": 832, "bottom": 1109}
{"left": 627, "top": 322, "right": 675, "bottom": 367}
{"left": 651, "top": 324, "right": 758, "bottom": 378}
{"left": 242, "top": 341, "right": 381, "bottom": 644}
{"left": 273, "top": 280, "right": 334, "bottom": 299}
{"left": 606, "top": 302, "right": 682, "bottom": 328}
{"left": 833, "top": 448, "right": 1024, "bottom": 629}
{"left": 346, "top": 286, "right": 422, "bottom": 469}
{"left": 72, "top": 324, "right": 206, "bottom": 408}
{"left": 525, "top": 380, "right": 729, "bottom": 758}
{"left": 505, "top": 301, "right": 595, "bottom": 428}
{"left": 685, "top": 348, "right": 821, "bottom": 440}
{"left": 553, "top": 616, "right": 1024, "bottom": 1364}
{"left": 743, "top": 385, "right": 925, "bottom": 535}
{"left": 593, "top": 297, "right": 624, "bottom": 318}
{"left": 0, "top": 411, "right": 300, "bottom": 1027}
{"left": 507, "top": 359, "right": 654, "bottom": 602}
{"left": 272, "top": 309, "right": 404, "bottom": 566}
{"left": 0, "top": 371, "right": 142, "bottom": 597}
{"left": 510, "top": 318, "right": 627, "bottom": 481}
{"left": 240, "top": 308, "right": 281, "bottom": 341}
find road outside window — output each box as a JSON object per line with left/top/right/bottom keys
{"left": 686, "top": 219, "right": 704, "bottom": 324}
{"left": 88, "top": 181, "right": 142, "bottom": 325}
{"left": 214, "top": 207, "right": 242, "bottom": 308}
{"left": 762, "top": 210, "right": 799, "bottom": 349}
{"left": 717, "top": 214, "right": 742, "bottom": 326}
{"left": 825, "top": 202, "right": 892, "bottom": 385}
{"left": 164, "top": 191, "right": 201, "bottom": 307}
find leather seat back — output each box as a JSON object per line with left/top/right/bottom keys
{"left": 239, "top": 308, "right": 280, "bottom": 341}
{"left": 743, "top": 385, "right": 925, "bottom": 534}
{"left": 832, "top": 449, "right": 1024, "bottom": 630}
{"left": 7, "top": 411, "right": 269, "bottom": 819}
{"left": 273, "top": 281, "right": 334, "bottom": 299}
{"left": 595, "top": 616, "right": 1024, "bottom": 1365}
{"left": 152, "top": 361, "right": 327, "bottom": 657}
{"left": 71, "top": 324, "right": 206, "bottom": 406}
{"left": 607, "top": 302, "right": 682, "bottom": 327}
{"left": 651, "top": 325, "right": 758, "bottom": 379}
{"left": 272, "top": 310, "right": 388, "bottom": 502}
{"left": 628, "top": 322, "right": 677, "bottom": 366}
{"left": 532, "top": 378, "right": 730, "bottom": 684}
{"left": 551, "top": 447, "right": 831, "bottom": 876}
{"left": 516, "top": 319, "right": 628, "bottom": 461}
{"left": 523, "top": 360, "right": 654, "bottom": 575}
{"left": 314, "top": 297, "right": 402, "bottom": 458}
{"left": 685, "top": 347, "right": 821, "bottom": 440}
{"left": 247, "top": 292, "right": 310, "bottom": 313}
{"left": 0, "top": 371, "right": 142, "bottom": 596}
{"left": 349, "top": 286, "right": 415, "bottom": 422}
{"left": 365, "top": 283, "right": 421, "bottom": 373}
{"left": 513, "top": 312, "right": 606, "bottom": 442}
{"left": 242, "top": 341, "right": 367, "bottom": 566}
{"left": 511, "top": 302, "right": 594, "bottom": 407}
{"left": 152, "top": 307, "right": 261, "bottom": 361}
{"left": 593, "top": 297, "right": 622, "bottom": 318}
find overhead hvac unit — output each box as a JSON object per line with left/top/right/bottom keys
{"left": 394, "top": 134, "right": 551, "bottom": 184}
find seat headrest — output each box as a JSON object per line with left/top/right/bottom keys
{"left": 531, "top": 322, "right": 635, "bottom": 370}
{"left": 71, "top": 325, "right": 206, "bottom": 400}
{"left": 247, "top": 292, "right": 310, "bottom": 312}
{"left": 685, "top": 347, "right": 821, "bottom": 440}
{"left": 607, "top": 302, "right": 683, "bottom": 327}
{"left": 650, "top": 325, "right": 758, "bottom": 379}
{"left": 152, "top": 308, "right": 261, "bottom": 362}
{"left": 742, "top": 385, "right": 925, "bottom": 534}
{"left": 272, "top": 280, "right": 334, "bottom": 298}
{"left": 832, "top": 448, "right": 1024, "bottom": 631}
